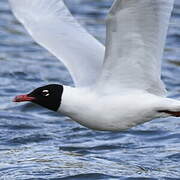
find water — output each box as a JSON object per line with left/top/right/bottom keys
{"left": 0, "top": 0, "right": 180, "bottom": 179}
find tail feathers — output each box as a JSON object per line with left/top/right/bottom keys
{"left": 158, "top": 110, "right": 180, "bottom": 117}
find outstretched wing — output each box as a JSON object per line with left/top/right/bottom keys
{"left": 97, "top": 0, "right": 174, "bottom": 96}
{"left": 9, "top": 0, "right": 105, "bottom": 87}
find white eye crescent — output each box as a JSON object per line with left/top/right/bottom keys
{"left": 43, "top": 90, "right": 49, "bottom": 93}
{"left": 42, "top": 90, "right": 50, "bottom": 97}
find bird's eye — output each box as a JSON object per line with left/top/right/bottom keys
{"left": 42, "top": 89, "right": 50, "bottom": 97}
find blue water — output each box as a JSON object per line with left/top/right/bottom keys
{"left": 0, "top": 0, "right": 180, "bottom": 179}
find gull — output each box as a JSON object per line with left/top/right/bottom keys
{"left": 10, "top": 0, "right": 179, "bottom": 131}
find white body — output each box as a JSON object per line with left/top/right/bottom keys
{"left": 59, "top": 86, "right": 180, "bottom": 131}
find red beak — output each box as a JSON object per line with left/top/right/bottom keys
{"left": 13, "top": 94, "right": 35, "bottom": 102}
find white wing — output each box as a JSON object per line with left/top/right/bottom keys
{"left": 8, "top": 0, "right": 105, "bottom": 87}
{"left": 97, "top": 0, "right": 174, "bottom": 96}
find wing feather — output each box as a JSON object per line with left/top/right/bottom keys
{"left": 9, "top": 0, "right": 105, "bottom": 87}
{"left": 97, "top": 0, "right": 174, "bottom": 96}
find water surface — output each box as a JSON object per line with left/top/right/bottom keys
{"left": 0, "top": 0, "right": 180, "bottom": 179}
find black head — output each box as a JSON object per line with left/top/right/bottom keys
{"left": 14, "top": 84, "right": 63, "bottom": 111}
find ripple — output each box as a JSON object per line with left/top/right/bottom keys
{"left": 8, "top": 134, "right": 52, "bottom": 145}
{"left": 166, "top": 153, "right": 180, "bottom": 162}
{"left": 58, "top": 173, "right": 119, "bottom": 180}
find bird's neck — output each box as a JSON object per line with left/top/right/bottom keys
{"left": 58, "top": 86, "right": 90, "bottom": 117}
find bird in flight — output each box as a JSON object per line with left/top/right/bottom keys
{"left": 10, "top": 0, "right": 179, "bottom": 131}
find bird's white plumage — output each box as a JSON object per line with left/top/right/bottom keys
{"left": 59, "top": 86, "right": 180, "bottom": 131}
{"left": 96, "top": 0, "right": 174, "bottom": 96}
{"left": 9, "top": 0, "right": 105, "bottom": 87}
{"left": 9, "top": 0, "right": 180, "bottom": 131}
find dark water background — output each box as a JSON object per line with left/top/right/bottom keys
{"left": 0, "top": 0, "right": 180, "bottom": 179}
